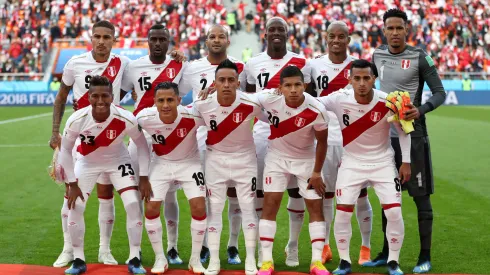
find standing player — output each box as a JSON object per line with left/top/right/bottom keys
{"left": 255, "top": 66, "right": 330, "bottom": 275}
{"left": 243, "top": 17, "right": 312, "bottom": 267}
{"left": 50, "top": 20, "right": 130, "bottom": 267}
{"left": 309, "top": 21, "right": 373, "bottom": 265}
{"left": 367, "top": 9, "right": 446, "bottom": 274}
{"left": 317, "top": 59, "right": 411, "bottom": 275}
{"left": 57, "top": 76, "right": 150, "bottom": 275}
{"left": 137, "top": 82, "right": 207, "bottom": 274}
{"left": 179, "top": 24, "right": 246, "bottom": 264}
{"left": 193, "top": 60, "right": 261, "bottom": 275}
{"left": 121, "top": 24, "right": 187, "bottom": 265}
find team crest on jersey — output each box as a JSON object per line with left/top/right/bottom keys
{"left": 166, "top": 68, "right": 176, "bottom": 78}
{"left": 401, "top": 60, "right": 411, "bottom": 70}
{"left": 295, "top": 117, "right": 306, "bottom": 127}
{"left": 107, "top": 66, "right": 117, "bottom": 77}
{"left": 344, "top": 69, "right": 350, "bottom": 79}
{"left": 233, "top": 113, "right": 243, "bottom": 123}
{"left": 106, "top": 130, "right": 117, "bottom": 140}
{"left": 370, "top": 111, "right": 382, "bottom": 122}
{"left": 176, "top": 128, "right": 187, "bottom": 138}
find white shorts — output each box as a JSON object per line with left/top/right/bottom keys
{"left": 205, "top": 149, "right": 257, "bottom": 204}
{"left": 336, "top": 160, "right": 402, "bottom": 205}
{"left": 149, "top": 157, "right": 206, "bottom": 201}
{"left": 74, "top": 157, "right": 137, "bottom": 197}
{"left": 322, "top": 145, "right": 343, "bottom": 193}
{"left": 73, "top": 139, "right": 110, "bottom": 185}
{"left": 263, "top": 151, "right": 322, "bottom": 200}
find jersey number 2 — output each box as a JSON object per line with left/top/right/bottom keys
{"left": 118, "top": 164, "right": 135, "bottom": 177}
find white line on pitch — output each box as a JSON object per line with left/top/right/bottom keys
{"left": 0, "top": 112, "right": 52, "bottom": 125}
{"left": 0, "top": 144, "right": 46, "bottom": 148}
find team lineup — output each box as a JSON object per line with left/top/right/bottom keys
{"left": 49, "top": 8, "right": 446, "bottom": 275}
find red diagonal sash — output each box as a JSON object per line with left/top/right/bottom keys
{"left": 265, "top": 57, "right": 306, "bottom": 89}
{"left": 77, "top": 57, "right": 123, "bottom": 110}
{"left": 153, "top": 117, "right": 196, "bottom": 156}
{"left": 269, "top": 108, "right": 318, "bottom": 140}
{"left": 134, "top": 60, "right": 184, "bottom": 115}
{"left": 342, "top": 101, "right": 389, "bottom": 147}
{"left": 77, "top": 117, "right": 126, "bottom": 156}
{"left": 206, "top": 103, "right": 254, "bottom": 145}
{"left": 320, "top": 62, "right": 352, "bottom": 96}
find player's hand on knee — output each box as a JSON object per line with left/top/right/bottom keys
{"left": 49, "top": 133, "right": 62, "bottom": 150}
{"left": 72, "top": 99, "right": 78, "bottom": 111}
{"left": 131, "top": 90, "right": 138, "bottom": 101}
{"left": 67, "top": 183, "right": 85, "bottom": 209}
{"left": 198, "top": 87, "right": 217, "bottom": 100}
{"left": 308, "top": 172, "right": 326, "bottom": 197}
{"left": 170, "top": 50, "right": 187, "bottom": 62}
{"left": 399, "top": 162, "right": 411, "bottom": 184}
{"left": 139, "top": 176, "right": 153, "bottom": 202}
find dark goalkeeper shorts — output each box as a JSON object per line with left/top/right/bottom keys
{"left": 391, "top": 136, "right": 434, "bottom": 197}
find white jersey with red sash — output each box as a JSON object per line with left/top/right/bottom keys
{"left": 136, "top": 105, "right": 203, "bottom": 161}
{"left": 62, "top": 52, "right": 130, "bottom": 108}
{"left": 63, "top": 104, "right": 141, "bottom": 164}
{"left": 121, "top": 55, "right": 186, "bottom": 115}
{"left": 317, "top": 89, "right": 395, "bottom": 166}
{"left": 309, "top": 55, "right": 356, "bottom": 146}
{"left": 178, "top": 55, "right": 245, "bottom": 101}
{"left": 255, "top": 90, "right": 329, "bottom": 160}
{"left": 193, "top": 91, "right": 262, "bottom": 154}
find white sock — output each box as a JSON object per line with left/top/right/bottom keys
{"left": 287, "top": 197, "right": 305, "bottom": 249}
{"left": 227, "top": 197, "right": 242, "bottom": 248}
{"left": 191, "top": 215, "right": 207, "bottom": 259}
{"left": 164, "top": 191, "right": 179, "bottom": 252}
{"left": 207, "top": 202, "right": 225, "bottom": 262}
{"left": 68, "top": 198, "right": 87, "bottom": 261}
{"left": 61, "top": 196, "right": 72, "bottom": 251}
{"left": 309, "top": 221, "right": 326, "bottom": 262}
{"left": 255, "top": 195, "right": 264, "bottom": 220}
{"left": 384, "top": 206, "right": 404, "bottom": 263}
{"left": 259, "top": 219, "right": 276, "bottom": 262}
{"left": 145, "top": 213, "right": 165, "bottom": 258}
{"left": 323, "top": 196, "right": 334, "bottom": 245}
{"left": 121, "top": 190, "right": 143, "bottom": 260}
{"left": 356, "top": 195, "right": 373, "bottom": 248}
{"left": 334, "top": 207, "right": 353, "bottom": 263}
{"left": 98, "top": 197, "right": 115, "bottom": 252}
{"left": 240, "top": 202, "right": 258, "bottom": 259}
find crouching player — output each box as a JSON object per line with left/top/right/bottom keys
{"left": 58, "top": 76, "right": 149, "bottom": 275}
{"left": 317, "top": 59, "right": 411, "bottom": 275}
{"left": 137, "top": 82, "right": 207, "bottom": 274}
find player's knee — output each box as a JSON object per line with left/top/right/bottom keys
{"left": 256, "top": 189, "right": 264, "bottom": 198}
{"left": 383, "top": 205, "right": 402, "bottom": 222}
{"left": 145, "top": 201, "right": 161, "bottom": 218}
{"left": 227, "top": 187, "right": 238, "bottom": 198}
{"left": 121, "top": 190, "right": 141, "bottom": 214}
{"left": 324, "top": 192, "right": 335, "bottom": 199}
{"left": 287, "top": 188, "right": 302, "bottom": 198}
{"left": 97, "top": 183, "right": 114, "bottom": 197}
{"left": 359, "top": 188, "right": 368, "bottom": 198}
{"left": 189, "top": 197, "right": 206, "bottom": 218}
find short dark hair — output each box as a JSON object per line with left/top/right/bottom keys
{"left": 280, "top": 66, "right": 304, "bottom": 84}
{"left": 383, "top": 8, "right": 408, "bottom": 24}
{"left": 92, "top": 20, "right": 115, "bottom": 35}
{"left": 350, "top": 59, "right": 378, "bottom": 77}
{"left": 148, "top": 24, "right": 170, "bottom": 37}
{"left": 154, "top": 81, "right": 179, "bottom": 96}
{"left": 89, "top": 75, "right": 113, "bottom": 92}
{"left": 215, "top": 59, "right": 238, "bottom": 75}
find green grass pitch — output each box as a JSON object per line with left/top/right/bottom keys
{"left": 0, "top": 105, "right": 489, "bottom": 273}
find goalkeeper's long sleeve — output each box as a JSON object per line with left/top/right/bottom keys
{"left": 394, "top": 122, "right": 411, "bottom": 163}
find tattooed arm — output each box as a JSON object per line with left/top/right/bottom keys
{"left": 50, "top": 81, "right": 73, "bottom": 149}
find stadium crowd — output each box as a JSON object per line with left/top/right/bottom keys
{"left": 253, "top": 0, "right": 490, "bottom": 75}
{"left": 0, "top": 0, "right": 230, "bottom": 77}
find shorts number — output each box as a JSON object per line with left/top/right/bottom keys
{"left": 118, "top": 164, "right": 135, "bottom": 177}
{"left": 138, "top": 76, "right": 151, "bottom": 91}
{"left": 316, "top": 75, "right": 328, "bottom": 90}
{"left": 257, "top": 72, "right": 270, "bottom": 88}
{"left": 267, "top": 111, "right": 280, "bottom": 128}
{"left": 79, "top": 134, "right": 95, "bottom": 145}
{"left": 200, "top": 78, "right": 208, "bottom": 90}
{"left": 151, "top": 134, "right": 166, "bottom": 145}
{"left": 210, "top": 120, "right": 218, "bottom": 131}
{"left": 192, "top": 172, "right": 205, "bottom": 186}
{"left": 84, "top": 75, "right": 92, "bottom": 89}
{"left": 342, "top": 114, "right": 350, "bottom": 126}
{"left": 394, "top": 178, "right": 401, "bottom": 192}
{"left": 251, "top": 177, "right": 257, "bottom": 191}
